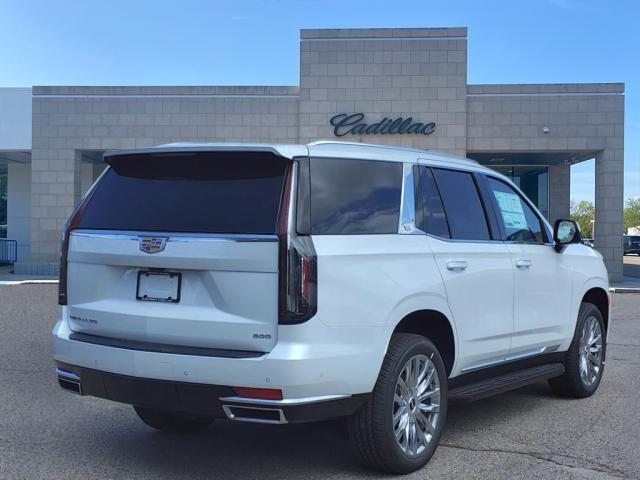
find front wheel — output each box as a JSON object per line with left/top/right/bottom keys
{"left": 549, "top": 302, "right": 606, "bottom": 398}
{"left": 348, "top": 334, "right": 448, "bottom": 474}
{"left": 134, "top": 406, "right": 215, "bottom": 433}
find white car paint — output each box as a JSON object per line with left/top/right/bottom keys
{"left": 52, "top": 141, "right": 610, "bottom": 403}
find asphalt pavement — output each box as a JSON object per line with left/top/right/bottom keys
{"left": 0, "top": 284, "right": 638, "bottom": 479}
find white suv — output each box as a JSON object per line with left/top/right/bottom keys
{"left": 53, "top": 141, "right": 609, "bottom": 473}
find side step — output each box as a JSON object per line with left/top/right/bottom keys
{"left": 449, "top": 363, "right": 565, "bottom": 404}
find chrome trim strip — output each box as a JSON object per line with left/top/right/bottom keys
{"left": 461, "top": 345, "right": 562, "bottom": 373}
{"left": 460, "top": 355, "right": 506, "bottom": 373}
{"left": 218, "top": 393, "right": 352, "bottom": 406}
{"left": 222, "top": 405, "right": 288, "bottom": 424}
{"left": 70, "top": 230, "right": 278, "bottom": 243}
{"left": 398, "top": 162, "right": 424, "bottom": 235}
{"left": 426, "top": 232, "right": 503, "bottom": 245}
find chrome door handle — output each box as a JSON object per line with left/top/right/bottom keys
{"left": 515, "top": 259, "right": 532, "bottom": 269}
{"left": 446, "top": 260, "right": 468, "bottom": 272}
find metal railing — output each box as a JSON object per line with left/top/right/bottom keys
{"left": 0, "top": 239, "right": 18, "bottom": 263}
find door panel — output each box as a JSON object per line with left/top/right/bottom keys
{"left": 428, "top": 236, "right": 514, "bottom": 372}
{"left": 482, "top": 175, "right": 573, "bottom": 355}
{"left": 507, "top": 243, "right": 573, "bottom": 353}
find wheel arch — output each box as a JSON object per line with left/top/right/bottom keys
{"left": 390, "top": 309, "right": 457, "bottom": 377}
{"left": 582, "top": 287, "right": 610, "bottom": 335}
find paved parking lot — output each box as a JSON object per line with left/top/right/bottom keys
{"left": 1, "top": 284, "right": 638, "bottom": 479}
{"left": 624, "top": 254, "right": 640, "bottom": 278}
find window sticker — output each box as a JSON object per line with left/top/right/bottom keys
{"left": 493, "top": 191, "right": 527, "bottom": 230}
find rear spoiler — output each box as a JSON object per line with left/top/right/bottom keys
{"left": 103, "top": 144, "right": 308, "bottom": 165}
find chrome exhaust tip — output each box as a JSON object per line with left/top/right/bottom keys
{"left": 56, "top": 368, "right": 82, "bottom": 395}
{"left": 222, "top": 405, "right": 287, "bottom": 424}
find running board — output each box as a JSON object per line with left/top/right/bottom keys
{"left": 449, "top": 363, "right": 565, "bottom": 404}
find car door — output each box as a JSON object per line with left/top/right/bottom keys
{"left": 483, "top": 175, "right": 573, "bottom": 356}
{"left": 417, "top": 165, "right": 514, "bottom": 373}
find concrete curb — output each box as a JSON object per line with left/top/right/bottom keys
{"left": 0, "top": 279, "right": 58, "bottom": 286}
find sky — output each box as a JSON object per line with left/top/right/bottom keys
{"left": 0, "top": 0, "right": 638, "bottom": 203}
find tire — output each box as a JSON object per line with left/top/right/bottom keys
{"left": 134, "top": 406, "right": 215, "bottom": 433}
{"left": 348, "top": 333, "right": 448, "bottom": 474}
{"left": 549, "top": 302, "right": 606, "bottom": 398}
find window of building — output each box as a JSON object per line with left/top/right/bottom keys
{"left": 309, "top": 158, "right": 402, "bottom": 234}
{"left": 415, "top": 166, "right": 450, "bottom": 238}
{"left": 486, "top": 176, "right": 546, "bottom": 243}
{"left": 432, "top": 168, "right": 490, "bottom": 241}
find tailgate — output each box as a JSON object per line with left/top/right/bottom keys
{"left": 63, "top": 149, "right": 291, "bottom": 354}
{"left": 67, "top": 232, "right": 279, "bottom": 352}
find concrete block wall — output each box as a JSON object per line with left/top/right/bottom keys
{"left": 548, "top": 163, "right": 571, "bottom": 225}
{"left": 467, "top": 83, "right": 624, "bottom": 281}
{"left": 298, "top": 28, "right": 468, "bottom": 154}
{"left": 29, "top": 86, "right": 299, "bottom": 264}
{"left": 467, "top": 84, "right": 624, "bottom": 152}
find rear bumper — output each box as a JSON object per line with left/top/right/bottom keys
{"left": 55, "top": 362, "right": 369, "bottom": 423}
{"left": 52, "top": 309, "right": 388, "bottom": 400}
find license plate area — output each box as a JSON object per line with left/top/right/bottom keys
{"left": 136, "top": 271, "right": 181, "bottom": 303}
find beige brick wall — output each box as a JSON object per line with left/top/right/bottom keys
{"left": 467, "top": 84, "right": 624, "bottom": 280}
{"left": 24, "top": 47, "right": 625, "bottom": 282}
{"left": 30, "top": 86, "right": 299, "bottom": 262}
{"left": 298, "top": 28, "right": 467, "bottom": 154}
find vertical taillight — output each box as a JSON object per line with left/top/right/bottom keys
{"left": 278, "top": 163, "right": 317, "bottom": 324}
{"left": 57, "top": 187, "right": 97, "bottom": 305}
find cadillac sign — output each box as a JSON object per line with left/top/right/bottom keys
{"left": 329, "top": 113, "right": 436, "bottom": 137}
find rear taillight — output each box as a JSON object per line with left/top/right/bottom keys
{"left": 278, "top": 164, "right": 317, "bottom": 325}
{"left": 58, "top": 188, "right": 97, "bottom": 305}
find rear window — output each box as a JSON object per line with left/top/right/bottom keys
{"left": 77, "top": 152, "right": 289, "bottom": 234}
{"left": 309, "top": 158, "right": 402, "bottom": 234}
{"left": 432, "top": 168, "right": 491, "bottom": 241}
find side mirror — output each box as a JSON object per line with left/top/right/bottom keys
{"left": 553, "top": 219, "right": 581, "bottom": 252}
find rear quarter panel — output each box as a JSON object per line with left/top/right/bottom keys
{"left": 311, "top": 234, "right": 458, "bottom": 374}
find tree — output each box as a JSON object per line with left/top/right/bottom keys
{"left": 624, "top": 197, "right": 640, "bottom": 232}
{"left": 570, "top": 200, "right": 595, "bottom": 238}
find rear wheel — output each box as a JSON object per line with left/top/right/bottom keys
{"left": 134, "top": 406, "right": 214, "bottom": 433}
{"left": 549, "top": 302, "right": 606, "bottom": 398}
{"left": 348, "top": 334, "right": 447, "bottom": 474}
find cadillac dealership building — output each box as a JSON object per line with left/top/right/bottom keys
{"left": 0, "top": 28, "right": 625, "bottom": 280}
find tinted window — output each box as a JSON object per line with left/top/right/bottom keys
{"left": 432, "top": 169, "right": 490, "bottom": 241}
{"left": 416, "top": 166, "right": 450, "bottom": 238}
{"left": 78, "top": 152, "right": 288, "bottom": 234}
{"left": 486, "top": 176, "right": 545, "bottom": 243}
{"left": 310, "top": 158, "right": 402, "bottom": 234}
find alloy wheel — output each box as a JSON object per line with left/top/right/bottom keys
{"left": 393, "top": 354, "right": 441, "bottom": 457}
{"left": 579, "top": 315, "right": 603, "bottom": 387}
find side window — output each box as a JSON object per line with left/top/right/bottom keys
{"left": 309, "top": 158, "right": 402, "bottom": 234}
{"left": 431, "top": 168, "right": 491, "bottom": 241}
{"left": 486, "top": 176, "right": 545, "bottom": 243}
{"left": 416, "top": 166, "right": 450, "bottom": 238}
